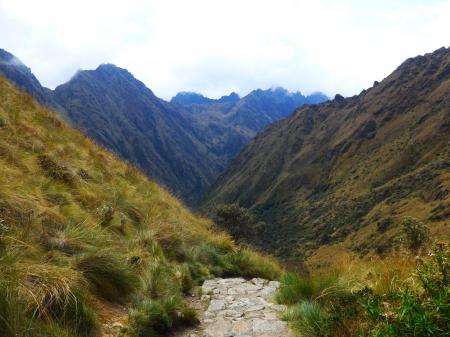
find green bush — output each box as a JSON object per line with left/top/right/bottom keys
{"left": 398, "top": 217, "right": 430, "bottom": 253}
{"left": 213, "top": 203, "right": 260, "bottom": 242}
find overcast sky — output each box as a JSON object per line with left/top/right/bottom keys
{"left": 0, "top": 0, "right": 449, "bottom": 100}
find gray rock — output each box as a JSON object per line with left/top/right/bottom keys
{"left": 208, "top": 299, "right": 226, "bottom": 311}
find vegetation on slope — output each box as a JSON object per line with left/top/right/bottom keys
{"left": 276, "top": 220, "right": 449, "bottom": 337}
{"left": 0, "top": 76, "right": 281, "bottom": 337}
{"left": 204, "top": 47, "right": 450, "bottom": 263}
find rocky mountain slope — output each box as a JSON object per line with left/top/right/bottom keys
{"left": 203, "top": 47, "right": 450, "bottom": 260}
{"left": 0, "top": 75, "right": 281, "bottom": 337}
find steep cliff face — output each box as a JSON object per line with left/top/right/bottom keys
{"left": 204, "top": 47, "right": 450, "bottom": 258}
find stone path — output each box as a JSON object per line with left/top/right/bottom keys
{"left": 176, "top": 277, "right": 291, "bottom": 337}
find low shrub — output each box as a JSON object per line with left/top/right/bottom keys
{"left": 397, "top": 217, "right": 430, "bottom": 253}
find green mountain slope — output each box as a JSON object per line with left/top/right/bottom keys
{"left": 0, "top": 76, "right": 280, "bottom": 337}
{"left": 203, "top": 47, "right": 450, "bottom": 261}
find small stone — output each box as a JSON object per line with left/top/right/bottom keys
{"left": 208, "top": 299, "right": 226, "bottom": 311}
{"left": 245, "top": 304, "right": 265, "bottom": 312}
{"left": 271, "top": 304, "right": 287, "bottom": 311}
{"left": 268, "top": 281, "right": 280, "bottom": 288}
{"left": 201, "top": 294, "right": 211, "bottom": 301}
{"left": 111, "top": 322, "right": 123, "bottom": 330}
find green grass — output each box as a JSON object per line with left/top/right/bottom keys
{"left": 282, "top": 301, "right": 329, "bottom": 337}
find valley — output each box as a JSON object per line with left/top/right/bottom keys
{"left": 0, "top": 44, "right": 448, "bottom": 337}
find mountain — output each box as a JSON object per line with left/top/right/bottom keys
{"left": 173, "top": 88, "right": 329, "bottom": 163}
{"left": 0, "top": 75, "right": 280, "bottom": 337}
{"left": 225, "top": 88, "right": 328, "bottom": 132}
{"left": 0, "top": 48, "right": 61, "bottom": 111}
{"left": 203, "top": 47, "right": 450, "bottom": 261}
{"left": 53, "top": 64, "right": 220, "bottom": 205}
{"left": 170, "top": 91, "right": 240, "bottom": 104}
{"left": 0, "top": 48, "right": 327, "bottom": 206}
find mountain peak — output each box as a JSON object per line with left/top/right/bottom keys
{"left": 171, "top": 92, "right": 213, "bottom": 104}
{"left": 217, "top": 92, "right": 240, "bottom": 103}
{"left": 0, "top": 48, "right": 31, "bottom": 73}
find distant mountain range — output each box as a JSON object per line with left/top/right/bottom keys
{"left": 203, "top": 47, "right": 450, "bottom": 259}
{"left": 0, "top": 49, "right": 327, "bottom": 205}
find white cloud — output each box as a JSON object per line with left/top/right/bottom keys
{"left": 0, "top": 0, "right": 448, "bottom": 99}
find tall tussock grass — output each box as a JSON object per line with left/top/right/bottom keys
{"left": 0, "top": 76, "right": 282, "bottom": 337}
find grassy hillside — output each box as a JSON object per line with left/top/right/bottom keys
{"left": 0, "top": 76, "right": 281, "bottom": 337}
{"left": 203, "top": 47, "right": 450, "bottom": 265}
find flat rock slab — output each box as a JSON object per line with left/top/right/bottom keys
{"left": 176, "top": 278, "right": 290, "bottom": 337}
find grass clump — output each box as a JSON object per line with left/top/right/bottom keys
{"left": 129, "top": 296, "right": 198, "bottom": 337}
{"left": 75, "top": 250, "right": 139, "bottom": 303}
{"left": 282, "top": 301, "right": 329, "bottom": 337}
{"left": 37, "top": 154, "right": 76, "bottom": 187}
{"left": 224, "top": 246, "right": 282, "bottom": 279}
{"left": 276, "top": 272, "right": 339, "bottom": 305}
